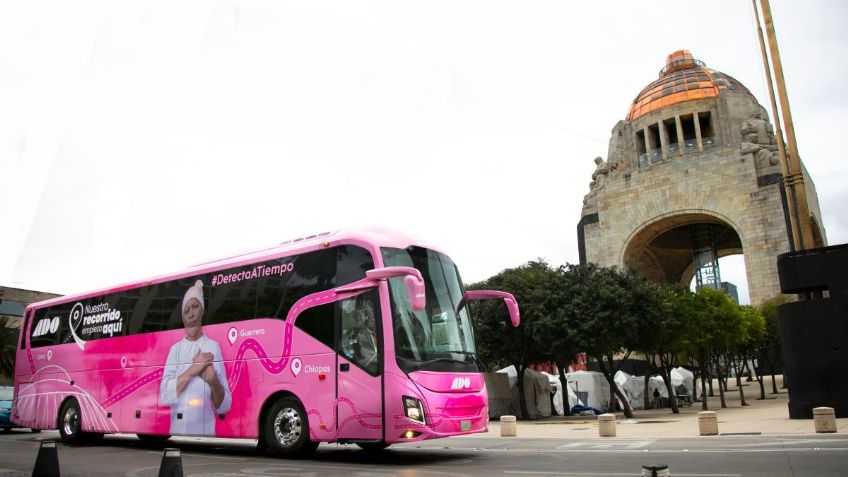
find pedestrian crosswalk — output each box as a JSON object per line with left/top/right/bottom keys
{"left": 556, "top": 439, "right": 656, "bottom": 449}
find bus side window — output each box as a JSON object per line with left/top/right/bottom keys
{"left": 256, "top": 249, "right": 336, "bottom": 320}
{"left": 336, "top": 245, "right": 374, "bottom": 285}
{"left": 294, "top": 303, "right": 335, "bottom": 349}
{"left": 206, "top": 275, "right": 258, "bottom": 325}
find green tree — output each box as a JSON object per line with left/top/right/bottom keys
{"left": 534, "top": 265, "right": 581, "bottom": 415}
{"left": 728, "top": 305, "right": 765, "bottom": 406}
{"left": 757, "top": 294, "right": 792, "bottom": 394}
{"left": 650, "top": 284, "right": 700, "bottom": 413}
{"left": 0, "top": 317, "right": 19, "bottom": 380}
{"left": 696, "top": 287, "right": 744, "bottom": 409}
{"left": 468, "top": 260, "right": 560, "bottom": 419}
{"left": 564, "top": 264, "right": 656, "bottom": 419}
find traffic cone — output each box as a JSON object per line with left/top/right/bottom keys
{"left": 32, "top": 440, "right": 60, "bottom": 477}
{"left": 157, "top": 448, "right": 183, "bottom": 477}
{"left": 641, "top": 464, "right": 670, "bottom": 476}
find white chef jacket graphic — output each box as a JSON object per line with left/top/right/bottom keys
{"left": 160, "top": 334, "right": 232, "bottom": 436}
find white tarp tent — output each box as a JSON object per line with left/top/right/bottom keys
{"left": 611, "top": 369, "right": 698, "bottom": 410}
{"left": 672, "top": 367, "right": 695, "bottom": 397}
{"left": 626, "top": 374, "right": 647, "bottom": 409}
{"left": 565, "top": 370, "right": 610, "bottom": 411}
{"left": 614, "top": 370, "right": 646, "bottom": 410}
{"left": 541, "top": 371, "right": 565, "bottom": 416}
{"left": 649, "top": 375, "right": 669, "bottom": 400}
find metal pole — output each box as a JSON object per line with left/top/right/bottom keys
{"left": 759, "top": 0, "right": 815, "bottom": 250}
{"left": 751, "top": 0, "right": 798, "bottom": 251}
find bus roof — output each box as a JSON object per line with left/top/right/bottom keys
{"left": 25, "top": 227, "right": 444, "bottom": 312}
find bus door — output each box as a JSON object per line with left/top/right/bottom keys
{"left": 335, "top": 289, "right": 382, "bottom": 440}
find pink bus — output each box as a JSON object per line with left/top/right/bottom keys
{"left": 13, "top": 228, "right": 519, "bottom": 457}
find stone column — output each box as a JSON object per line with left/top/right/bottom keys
{"left": 644, "top": 128, "right": 653, "bottom": 164}
{"left": 694, "top": 112, "right": 704, "bottom": 152}
{"left": 675, "top": 116, "right": 685, "bottom": 157}
{"left": 658, "top": 121, "right": 668, "bottom": 161}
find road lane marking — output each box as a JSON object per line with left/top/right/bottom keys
{"left": 504, "top": 472, "right": 742, "bottom": 476}
{"left": 556, "top": 439, "right": 655, "bottom": 449}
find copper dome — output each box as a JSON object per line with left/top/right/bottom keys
{"left": 627, "top": 50, "right": 751, "bottom": 121}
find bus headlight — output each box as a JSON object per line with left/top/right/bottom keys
{"left": 402, "top": 396, "right": 425, "bottom": 424}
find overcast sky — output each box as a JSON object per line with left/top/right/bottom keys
{"left": 2, "top": 0, "right": 846, "bottom": 305}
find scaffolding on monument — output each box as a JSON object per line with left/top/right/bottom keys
{"left": 691, "top": 224, "right": 721, "bottom": 290}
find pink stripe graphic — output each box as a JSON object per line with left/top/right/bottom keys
{"left": 307, "top": 396, "right": 382, "bottom": 439}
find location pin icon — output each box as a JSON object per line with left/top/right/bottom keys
{"left": 121, "top": 356, "right": 127, "bottom": 368}
{"left": 228, "top": 327, "right": 238, "bottom": 345}
{"left": 291, "top": 358, "right": 302, "bottom": 377}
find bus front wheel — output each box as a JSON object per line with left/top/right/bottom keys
{"left": 263, "top": 397, "right": 318, "bottom": 458}
{"left": 356, "top": 441, "right": 390, "bottom": 452}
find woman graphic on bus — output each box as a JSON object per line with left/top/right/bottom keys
{"left": 160, "top": 280, "right": 232, "bottom": 436}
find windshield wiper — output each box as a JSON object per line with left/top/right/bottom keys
{"left": 410, "top": 357, "right": 467, "bottom": 372}
{"left": 446, "top": 350, "right": 484, "bottom": 368}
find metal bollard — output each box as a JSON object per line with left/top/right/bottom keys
{"left": 698, "top": 411, "right": 718, "bottom": 436}
{"left": 32, "top": 440, "right": 60, "bottom": 477}
{"left": 641, "top": 464, "right": 671, "bottom": 476}
{"left": 500, "top": 415, "right": 517, "bottom": 437}
{"left": 598, "top": 413, "right": 616, "bottom": 437}
{"left": 813, "top": 407, "right": 837, "bottom": 433}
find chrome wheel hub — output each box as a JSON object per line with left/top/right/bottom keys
{"left": 63, "top": 407, "right": 79, "bottom": 436}
{"left": 273, "top": 407, "right": 302, "bottom": 447}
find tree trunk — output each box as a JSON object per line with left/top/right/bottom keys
{"left": 754, "top": 350, "right": 766, "bottom": 399}
{"left": 700, "top": 370, "right": 709, "bottom": 410}
{"left": 713, "top": 356, "right": 727, "bottom": 408}
{"left": 555, "top": 359, "right": 572, "bottom": 416}
{"left": 732, "top": 353, "right": 748, "bottom": 406}
{"left": 516, "top": 365, "right": 529, "bottom": 420}
{"left": 657, "top": 359, "right": 679, "bottom": 414}
{"left": 597, "top": 357, "right": 633, "bottom": 418}
{"left": 764, "top": 352, "right": 779, "bottom": 394}
{"left": 705, "top": 355, "right": 715, "bottom": 397}
{"left": 643, "top": 355, "right": 653, "bottom": 410}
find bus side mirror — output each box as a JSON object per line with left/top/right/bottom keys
{"left": 463, "top": 290, "right": 520, "bottom": 327}
{"left": 366, "top": 266, "right": 426, "bottom": 312}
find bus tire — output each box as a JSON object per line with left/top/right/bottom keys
{"left": 58, "top": 398, "right": 84, "bottom": 443}
{"left": 58, "top": 398, "right": 102, "bottom": 444}
{"left": 262, "top": 397, "right": 318, "bottom": 458}
{"left": 356, "top": 441, "right": 390, "bottom": 452}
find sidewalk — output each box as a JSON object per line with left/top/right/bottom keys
{"left": 477, "top": 377, "right": 848, "bottom": 439}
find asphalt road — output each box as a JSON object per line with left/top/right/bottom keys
{"left": 1, "top": 429, "right": 846, "bottom": 477}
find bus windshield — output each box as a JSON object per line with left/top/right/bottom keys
{"left": 381, "top": 246, "right": 479, "bottom": 374}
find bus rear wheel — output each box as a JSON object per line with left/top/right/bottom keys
{"left": 58, "top": 398, "right": 103, "bottom": 444}
{"left": 263, "top": 397, "right": 318, "bottom": 458}
{"left": 58, "top": 399, "right": 83, "bottom": 443}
